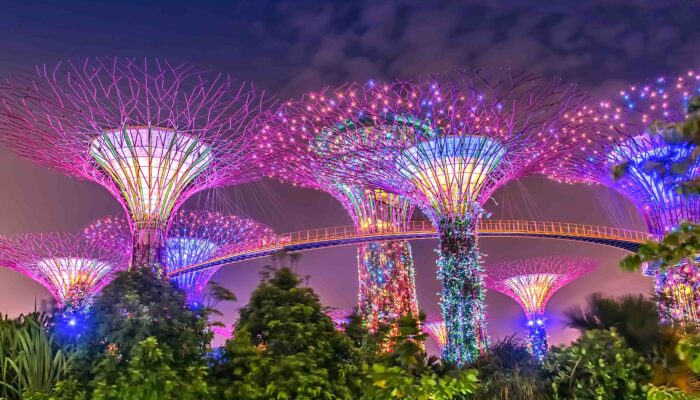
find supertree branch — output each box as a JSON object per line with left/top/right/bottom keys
{"left": 423, "top": 316, "right": 448, "bottom": 353}
{"left": 486, "top": 256, "right": 595, "bottom": 360}
{"left": 0, "top": 58, "right": 271, "bottom": 271}
{"left": 164, "top": 210, "right": 276, "bottom": 305}
{"left": 0, "top": 232, "right": 129, "bottom": 316}
{"left": 260, "top": 84, "right": 421, "bottom": 335}
{"left": 260, "top": 71, "right": 584, "bottom": 365}
{"left": 545, "top": 69, "right": 700, "bottom": 328}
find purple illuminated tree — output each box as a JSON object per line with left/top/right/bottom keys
{"left": 547, "top": 69, "right": 700, "bottom": 327}
{"left": 0, "top": 232, "right": 128, "bottom": 322}
{"left": 164, "top": 209, "right": 275, "bottom": 305}
{"left": 85, "top": 211, "right": 275, "bottom": 305}
{"left": 262, "top": 72, "right": 583, "bottom": 363}
{"left": 485, "top": 256, "right": 595, "bottom": 361}
{"left": 263, "top": 93, "right": 419, "bottom": 334}
{"left": 0, "top": 58, "right": 269, "bottom": 272}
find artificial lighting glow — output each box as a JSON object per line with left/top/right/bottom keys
{"left": 399, "top": 136, "right": 506, "bottom": 214}
{"left": 90, "top": 127, "right": 213, "bottom": 228}
{"left": 35, "top": 257, "right": 113, "bottom": 306}
{"left": 504, "top": 273, "right": 560, "bottom": 315}
{"left": 164, "top": 238, "right": 218, "bottom": 270}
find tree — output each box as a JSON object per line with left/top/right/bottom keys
{"left": 564, "top": 293, "right": 660, "bottom": 355}
{"left": 211, "top": 267, "right": 365, "bottom": 400}
{"left": 471, "top": 336, "right": 545, "bottom": 400}
{"left": 45, "top": 268, "right": 215, "bottom": 399}
{"left": 544, "top": 329, "right": 651, "bottom": 400}
{"left": 362, "top": 315, "right": 479, "bottom": 400}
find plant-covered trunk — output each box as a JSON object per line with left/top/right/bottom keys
{"left": 654, "top": 263, "right": 700, "bottom": 329}
{"left": 437, "top": 214, "right": 488, "bottom": 365}
{"left": 526, "top": 311, "right": 548, "bottom": 362}
{"left": 358, "top": 240, "right": 418, "bottom": 333}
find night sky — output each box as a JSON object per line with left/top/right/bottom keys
{"left": 1, "top": 0, "right": 699, "bottom": 353}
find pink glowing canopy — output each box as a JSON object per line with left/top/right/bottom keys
{"left": 261, "top": 71, "right": 584, "bottom": 223}
{"left": 485, "top": 256, "right": 595, "bottom": 316}
{"left": 0, "top": 232, "right": 129, "bottom": 308}
{"left": 0, "top": 58, "right": 271, "bottom": 266}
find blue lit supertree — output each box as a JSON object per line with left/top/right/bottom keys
{"left": 547, "top": 69, "right": 700, "bottom": 327}
{"left": 261, "top": 72, "right": 584, "bottom": 364}
{"left": 485, "top": 256, "right": 595, "bottom": 361}
{"left": 164, "top": 210, "right": 275, "bottom": 305}
{"left": 85, "top": 212, "right": 275, "bottom": 305}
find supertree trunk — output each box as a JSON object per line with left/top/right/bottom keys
{"left": 654, "top": 263, "right": 700, "bottom": 330}
{"left": 358, "top": 240, "right": 418, "bottom": 332}
{"left": 437, "top": 214, "right": 488, "bottom": 365}
{"left": 132, "top": 226, "right": 165, "bottom": 276}
{"left": 526, "top": 312, "right": 548, "bottom": 362}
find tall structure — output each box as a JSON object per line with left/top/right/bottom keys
{"left": 0, "top": 233, "right": 128, "bottom": 321}
{"left": 485, "top": 256, "right": 595, "bottom": 361}
{"left": 85, "top": 211, "right": 275, "bottom": 305}
{"left": 165, "top": 210, "right": 275, "bottom": 305}
{"left": 262, "top": 72, "right": 583, "bottom": 363}
{"left": 423, "top": 316, "right": 448, "bottom": 354}
{"left": 547, "top": 69, "right": 700, "bottom": 327}
{"left": 263, "top": 91, "right": 419, "bottom": 334}
{"left": 327, "top": 309, "right": 353, "bottom": 331}
{"left": 0, "top": 58, "right": 268, "bottom": 272}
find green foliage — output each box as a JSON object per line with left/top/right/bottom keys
{"left": 212, "top": 267, "right": 365, "bottom": 400}
{"left": 471, "top": 336, "right": 545, "bottom": 400}
{"left": 44, "top": 268, "right": 215, "bottom": 399}
{"left": 544, "top": 329, "right": 651, "bottom": 400}
{"left": 621, "top": 222, "right": 700, "bottom": 273}
{"left": 565, "top": 293, "right": 660, "bottom": 355}
{"left": 363, "top": 315, "right": 479, "bottom": 400}
{"left": 647, "top": 385, "right": 699, "bottom": 400}
{"left": 0, "top": 313, "right": 75, "bottom": 399}
{"left": 678, "top": 335, "right": 700, "bottom": 375}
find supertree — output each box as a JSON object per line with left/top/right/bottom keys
{"left": 0, "top": 58, "right": 269, "bottom": 272}
{"left": 546, "top": 69, "right": 700, "bottom": 327}
{"left": 0, "top": 232, "right": 129, "bottom": 324}
{"left": 262, "top": 72, "right": 584, "bottom": 363}
{"left": 263, "top": 93, "right": 419, "bottom": 334}
{"left": 164, "top": 209, "right": 276, "bottom": 305}
{"left": 85, "top": 211, "right": 275, "bottom": 305}
{"left": 423, "top": 316, "right": 447, "bottom": 354}
{"left": 327, "top": 309, "right": 353, "bottom": 331}
{"left": 485, "top": 256, "right": 595, "bottom": 361}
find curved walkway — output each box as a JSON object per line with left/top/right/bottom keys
{"left": 168, "top": 220, "right": 653, "bottom": 277}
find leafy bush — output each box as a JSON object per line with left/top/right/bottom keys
{"left": 0, "top": 313, "right": 74, "bottom": 399}
{"left": 471, "top": 336, "right": 545, "bottom": 400}
{"left": 544, "top": 329, "right": 651, "bottom": 400}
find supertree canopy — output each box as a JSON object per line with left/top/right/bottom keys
{"left": 164, "top": 209, "right": 276, "bottom": 305}
{"left": 423, "top": 316, "right": 447, "bottom": 353}
{"left": 0, "top": 232, "right": 129, "bottom": 321}
{"left": 262, "top": 89, "right": 419, "bottom": 334}
{"left": 485, "top": 256, "right": 595, "bottom": 361}
{"left": 546, "top": 69, "right": 700, "bottom": 327}
{"left": 0, "top": 58, "right": 269, "bottom": 272}
{"left": 262, "top": 72, "right": 584, "bottom": 364}
{"left": 85, "top": 211, "right": 275, "bottom": 305}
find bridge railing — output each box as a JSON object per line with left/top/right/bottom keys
{"left": 169, "top": 219, "right": 653, "bottom": 277}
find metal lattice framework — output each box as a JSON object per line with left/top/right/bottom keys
{"left": 263, "top": 89, "right": 419, "bottom": 334}
{"left": 165, "top": 209, "right": 275, "bottom": 304}
{"left": 546, "top": 69, "right": 700, "bottom": 326}
{"left": 262, "top": 71, "right": 585, "bottom": 364}
{"left": 0, "top": 232, "right": 129, "bottom": 314}
{"left": 485, "top": 256, "right": 595, "bottom": 360}
{"left": 0, "top": 58, "right": 270, "bottom": 270}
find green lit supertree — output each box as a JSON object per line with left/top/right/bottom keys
{"left": 260, "top": 72, "right": 583, "bottom": 363}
